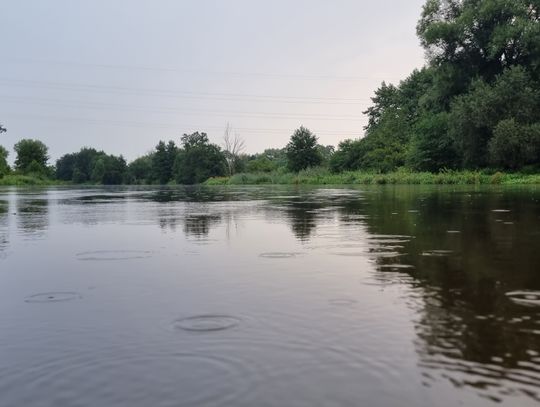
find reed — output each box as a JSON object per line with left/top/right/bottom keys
{"left": 206, "top": 169, "right": 540, "bottom": 186}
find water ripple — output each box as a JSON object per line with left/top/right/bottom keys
{"left": 171, "top": 315, "right": 242, "bottom": 332}
{"left": 76, "top": 250, "right": 154, "bottom": 261}
{"left": 25, "top": 292, "right": 82, "bottom": 303}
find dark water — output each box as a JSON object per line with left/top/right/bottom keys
{"left": 1, "top": 185, "right": 540, "bottom": 407}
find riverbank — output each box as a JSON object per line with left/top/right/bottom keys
{"left": 0, "top": 175, "right": 58, "bottom": 186}
{"left": 205, "top": 170, "right": 540, "bottom": 185}
{"left": 3, "top": 170, "right": 540, "bottom": 186}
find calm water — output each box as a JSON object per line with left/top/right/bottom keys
{"left": 1, "top": 185, "right": 540, "bottom": 407}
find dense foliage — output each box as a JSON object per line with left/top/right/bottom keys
{"left": 173, "top": 132, "right": 226, "bottom": 184}
{"left": 153, "top": 141, "right": 178, "bottom": 184}
{"left": 0, "top": 125, "right": 11, "bottom": 177}
{"left": 14, "top": 139, "right": 49, "bottom": 175}
{"left": 285, "top": 127, "right": 323, "bottom": 172}
{"left": 0, "top": 146, "right": 9, "bottom": 177}
{"left": 56, "top": 148, "right": 127, "bottom": 184}
{"left": 332, "top": 0, "right": 540, "bottom": 173}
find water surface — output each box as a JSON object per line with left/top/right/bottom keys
{"left": 1, "top": 185, "right": 540, "bottom": 406}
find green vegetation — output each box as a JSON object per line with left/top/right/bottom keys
{"left": 56, "top": 148, "right": 127, "bottom": 184}
{"left": 13, "top": 139, "right": 51, "bottom": 177}
{"left": 1, "top": 1, "right": 540, "bottom": 186}
{"left": 206, "top": 169, "right": 540, "bottom": 186}
{"left": 0, "top": 146, "right": 9, "bottom": 178}
{"left": 332, "top": 1, "right": 540, "bottom": 173}
{"left": 285, "top": 127, "right": 322, "bottom": 172}
{"left": 152, "top": 141, "right": 178, "bottom": 184}
{"left": 173, "top": 132, "right": 226, "bottom": 184}
{"left": 0, "top": 174, "right": 56, "bottom": 186}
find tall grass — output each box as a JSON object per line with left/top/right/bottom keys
{"left": 205, "top": 169, "right": 540, "bottom": 186}
{"left": 0, "top": 175, "right": 57, "bottom": 186}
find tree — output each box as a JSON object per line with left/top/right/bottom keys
{"left": 0, "top": 146, "right": 9, "bottom": 177}
{"left": 56, "top": 153, "right": 77, "bottom": 181}
{"left": 55, "top": 148, "right": 128, "bottom": 184}
{"left": 353, "top": 68, "right": 435, "bottom": 172}
{"left": 246, "top": 156, "right": 279, "bottom": 173}
{"left": 352, "top": 1, "right": 540, "bottom": 172}
{"left": 449, "top": 66, "right": 540, "bottom": 168}
{"left": 127, "top": 154, "right": 154, "bottom": 184}
{"left": 285, "top": 127, "right": 322, "bottom": 172}
{"left": 407, "top": 112, "right": 457, "bottom": 171}
{"left": 223, "top": 123, "right": 245, "bottom": 176}
{"left": 101, "top": 155, "right": 127, "bottom": 185}
{"left": 55, "top": 148, "right": 101, "bottom": 182}
{"left": 14, "top": 139, "right": 49, "bottom": 174}
{"left": 153, "top": 140, "right": 177, "bottom": 184}
{"left": 0, "top": 122, "right": 8, "bottom": 176}
{"left": 488, "top": 119, "right": 540, "bottom": 169}
{"left": 91, "top": 158, "right": 106, "bottom": 183}
{"left": 174, "top": 132, "right": 226, "bottom": 184}
{"left": 418, "top": 0, "right": 540, "bottom": 84}
{"left": 330, "top": 139, "right": 368, "bottom": 173}
{"left": 317, "top": 145, "right": 335, "bottom": 165}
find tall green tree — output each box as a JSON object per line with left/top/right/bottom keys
{"left": 174, "top": 132, "right": 226, "bottom": 184}
{"left": 448, "top": 66, "right": 540, "bottom": 167}
{"left": 355, "top": 0, "right": 540, "bottom": 172}
{"left": 418, "top": 0, "right": 540, "bottom": 84}
{"left": 407, "top": 112, "right": 457, "bottom": 171}
{"left": 127, "top": 154, "right": 154, "bottom": 184}
{"left": 91, "top": 158, "right": 106, "bottom": 183}
{"left": 56, "top": 148, "right": 100, "bottom": 182}
{"left": 56, "top": 153, "right": 77, "bottom": 181}
{"left": 56, "top": 148, "right": 128, "bottom": 184}
{"left": 329, "top": 139, "right": 367, "bottom": 173}
{"left": 285, "top": 127, "right": 322, "bottom": 172}
{"left": 153, "top": 140, "right": 177, "bottom": 184}
{"left": 100, "top": 154, "right": 127, "bottom": 184}
{"left": 317, "top": 145, "right": 335, "bottom": 165}
{"left": 0, "top": 125, "right": 8, "bottom": 177}
{"left": 334, "top": 69, "right": 433, "bottom": 173}
{"left": 14, "top": 139, "right": 49, "bottom": 174}
{"left": 488, "top": 119, "right": 540, "bottom": 169}
{"left": 0, "top": 146, "right": 9, "bottom": 177}
{"left": 73, "top": 148, "right": 100, "bottom": 182}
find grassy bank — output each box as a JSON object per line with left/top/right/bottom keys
{"left": 3, "top": 170, "right": 540, "bottom": 187}
{"left": 0, "top": 175, "right": 59, "bottom": 186}
{"left": 206, "top": 169, "right": 540, "bottom": 186}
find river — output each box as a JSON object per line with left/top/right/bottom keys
{"left": 1, "top": 185, "right": 539, "bottom": 406}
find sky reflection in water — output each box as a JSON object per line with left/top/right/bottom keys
{"left": 0, "top": 185, "right": 539, "bottom": 407}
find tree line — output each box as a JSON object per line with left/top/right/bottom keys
{"left": 331, "top": 0, "right": 540, "bottom": 173}
{"left": 2, "top": 1, "right": 540, "bottom": 182}
{"left": 0, "top": 125, "right": 332, "bottom": 184}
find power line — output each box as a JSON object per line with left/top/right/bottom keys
{"left": 0, "top": 78, "right": 372, "bottom": 105}
{"left": 0, "top": 95, "right": 365, "bottom": 121}
{"left": 2, "top": 112, "right": 364, "bottom": 137}
{"left": 3, "top": 58, "right": 400, "bottom": 82}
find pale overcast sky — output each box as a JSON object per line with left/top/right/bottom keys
{"left": 0, "top": 0, "right": 426, "bottom": 162}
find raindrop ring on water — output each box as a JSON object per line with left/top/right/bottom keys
{"left": 259, "top": 252, "right": 302, "bottom": 259}
{"left": 171, "top": 315, "right": 242, "bottom": 332}
{"left": 25, "top": 292, "right": 82, "bottom": 303}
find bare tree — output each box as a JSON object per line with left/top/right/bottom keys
{"left": 223, "top": 122, "right": 245, "bottom": 176}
